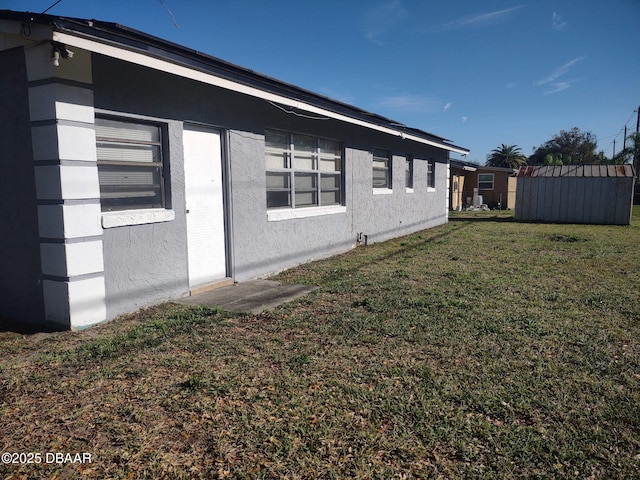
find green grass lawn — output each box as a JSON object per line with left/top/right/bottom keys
{"left": 1, "top": 208, "right": 639, "bottom": 479}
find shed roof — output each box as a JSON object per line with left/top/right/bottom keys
{"left": 0, "top": 9, "right": 469, "bottom": 155}
{"left": 516, "top": 165, "right": 635, "bottom": 178}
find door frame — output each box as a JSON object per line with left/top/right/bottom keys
{"left": 183, "top": 122, "right": 234, "bottom": 289}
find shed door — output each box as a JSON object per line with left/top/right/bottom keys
{"left": 183, "top": 125, "right": 227, "bottom": 288}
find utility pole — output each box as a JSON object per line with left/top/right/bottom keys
{"left": 613, "top": 139, "right": 616, "bottom": 159}
{"left": 623, "top": 126, "right": 627, "bottom": 151}
{"left": 636, "top": 107, "right": 640, "bottom": 153}
{"left": 635, "top": 106, "right": 640, "bottom": 176}
{"left": 635, "top": 106, "right": 640, "bottom": 205}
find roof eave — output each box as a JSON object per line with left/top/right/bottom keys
{"left": 1, "top": 10, "right": 469, "bottom": 154}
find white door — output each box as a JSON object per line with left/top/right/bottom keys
{"left": 183, "top": 125, "right": 227, "bottom": 288}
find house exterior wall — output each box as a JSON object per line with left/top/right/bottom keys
{"left": 92, "top": 59, "right": 191, "bottom": 321}
{"left": 490, "top": 171, "right": 513, "bottom": 208}
{"left": 515, "top": 177, "right": 634, "bottom": 225}
{"left": 92, "top": 54, "right": 450, "bottom": 305}
{"left": 452, "top": 167, "right": 516, "bottom": 209}
{"left": 98, "top": 118, "right": 189, "bottom": 321}
{"left": 465, "top": 169, "right": 515, "bottom": 208}
{"left": 25, "top": 44, "right": 107, "bottom": 330}
{"left": 1, "top": 40, "right": 454, "bottom": 330}
{"left": 0, "top": 47, "right": 46, "bottom": 327}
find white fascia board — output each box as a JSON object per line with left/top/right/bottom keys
{"left": 52, "top": 31, "right": 469, "bottom": 155}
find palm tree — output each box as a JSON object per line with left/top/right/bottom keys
{"left": 486, "top": 144, "right": 527, "bottom": 169}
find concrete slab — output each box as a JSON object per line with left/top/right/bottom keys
{"left": 176, "top": 280, "right": 315, "bottom": 314}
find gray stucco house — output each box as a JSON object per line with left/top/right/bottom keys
{"left": 0, "top": 10, "right": 469, "bottom": 330}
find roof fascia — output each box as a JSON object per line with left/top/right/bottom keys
{"left": 450, "top": 159, "right": 478, "bottom": 171}
{"left": 51, "top": 28, "right": 469, "bottom": 155}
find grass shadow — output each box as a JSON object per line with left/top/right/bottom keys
{"left": 448, "top": 213, "right": 516, "bottom": 223}
{"left": 0, "top": 317, "right": 66, "bottom": 334}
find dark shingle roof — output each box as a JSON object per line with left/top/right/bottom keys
{"left": 1, "top": 9, "right": 469, "bottom": 154}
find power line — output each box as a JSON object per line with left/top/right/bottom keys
{"left": 42, "top": 0, "right": 63, "bottom": 14}
{"left": 158, "top": 0, "right": 179, "bottom": 29}
{"left": 602, "top": 108, "right": 638, "bottom": 150}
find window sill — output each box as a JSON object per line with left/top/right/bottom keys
{"left": 373, "top": 188, "right": 393, "bottom": 195}
{"left": 267, "top": 205, "right": 346, "bottom": 222}
{"left": 102, "top": 208, "right": 175, "bottom": 228}
{"left": 426, "top": 187, "right": 436, "bottom": 193}
{"left": 405, "top": 188, "right": 414, "bottom": 194}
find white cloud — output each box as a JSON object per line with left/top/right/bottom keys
{"left": 462, "top": 116, "right": 468, "bottom": 123}
{"left": 552, "top": 12, "right": 567, "bottom": 31}
{"left": 423, "top": 5, "right": 525, "bottom": 33}
{"left": 443, "top": 102, "right": 452, "bottom": 111}
{"left": 535, "top": 56, "right": 585, "bottom": 86}
{"left": 319, "top": 87, "right": 356, "bottom": 105}
{"left": 363, "top": 0, "right": 408, "bottom": 45}
{"left": 543, "top": 82, "right": 571, "bottom": 95}
{"left": 375, "top": 93, "right": 441, "bottom": 114}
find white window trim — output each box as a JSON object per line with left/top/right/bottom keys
{"left": 267, "top": 204, "right": 346, "bottom": 222}
{"left": 373, "top": 188, "right": 393, "bottom": 195}
{"left": 478, "top": 173, "right": 495, "bottom": 190}
{"left": 405, "top": 187, "right": 414, "bottom": 194}
{"left": 426, "top": 187, "right": 436, "bottom": 193}
{"left": 102, "top": 208, "right": 175, "bottom": 228}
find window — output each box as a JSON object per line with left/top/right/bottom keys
{"left": 478, "top": 173, "right": 494, "bottom": 190}
{"left": 405, "top": 157, "right": 414, "bottom": 190}
{"left": 373, "top": 149, "right": 391, "bottom": 189}
{"left": 426, "top": 159, "right": 435, "bottom": 188}
{"left": 96, "top": 117, "right": 166, "bottom": 211}
{"left": 265, "top": 129, "right": 342, "bottom": 209}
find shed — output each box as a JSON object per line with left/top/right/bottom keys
{"left": 514, "top": 165, "right": 635, "bottom": 225}
{"left": 0, "top": 10, "right": 468, "bottom": 330}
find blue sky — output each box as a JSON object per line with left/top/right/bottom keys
{"left": 4, "top": 0, "right": 639, "bottom": 163}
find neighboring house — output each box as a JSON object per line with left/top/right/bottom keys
{"left": 450, "top": 160, "right": 516, "bottom": 210}
{"left": 515, "top": 165, "right": 635, "bottom": 225}
{"left": 0, "top": 11, "right": 469, "bottom": 330}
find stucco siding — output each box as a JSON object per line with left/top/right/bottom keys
{"left": 0, "top": 47, "right": 46, "bottom": 326}
{"left": 87, "top": 53, "right": 453, "bottom": 318}
{"left": 228, "top": 129, "right": 356, "bottom": 281}
{"left": 97, "top": 118, "right": 190, "bottom": 320}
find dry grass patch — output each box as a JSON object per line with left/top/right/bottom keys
{"left": 1, "top": 208, "right": 639, "bottom": 479}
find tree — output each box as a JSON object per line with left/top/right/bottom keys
{"left": 544, "top": 153, "right": 564, "bottom": 165}
{"left": 529, "top": 127, "right": 600, "bottom": 165}
{"left": 486, "top": 144, "right": 527, "bottom": 169}
{"left": 610, "top": 132, "right": 640, "bottom": 165}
